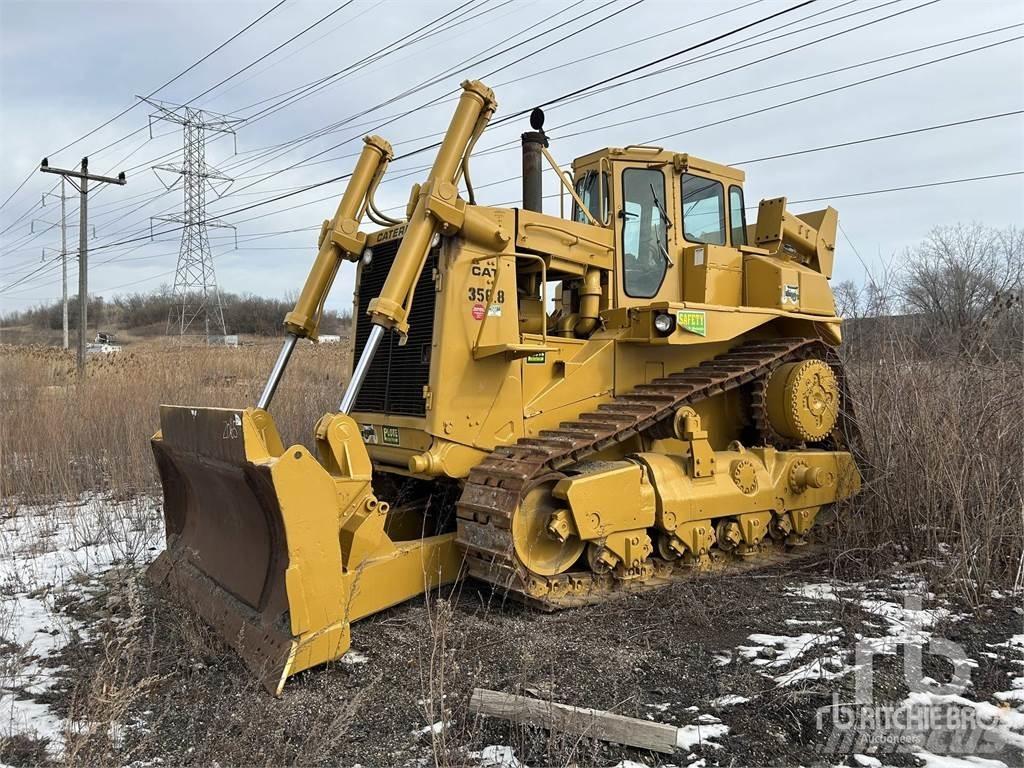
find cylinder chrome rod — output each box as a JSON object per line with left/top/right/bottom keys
{"left": 340, "top": 324, "right": 385, "bottom": 414}
{"left": 256, "top": 333, "right": 298, "bottom": 410}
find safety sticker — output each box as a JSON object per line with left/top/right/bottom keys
{"left": 382, "top": 426, "right": 400, "bottom": 446}
{"left": 487, "top": 303, "right": 502, "bottom": 317}
{"left": 471, "top": 302, "right": 485, "bottom": 320}
{"left": 782, "top": 284, "right": 800, "bottom": 304}
{"left": 693, "top": 247, "right": 704, "bottom": 266}
{"left": 677, "top": 309, "right": 707, "bottom": 337}
{"left": 360, "top": 424, "right": 377, "bottom": 444}
{"left": 526, "top": 351, "right": 546, "bottom": 364}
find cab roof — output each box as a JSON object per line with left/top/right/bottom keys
{"left": 572, "top": 147, "right": 745, "bottom": 183}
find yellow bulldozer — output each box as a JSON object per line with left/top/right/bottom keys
{"left": 149, "top": 80, "right": 861, "bottom": 694}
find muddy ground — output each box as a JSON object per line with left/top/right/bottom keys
{"left": 3, "top": 537, "right": 1022, "bottom": 768}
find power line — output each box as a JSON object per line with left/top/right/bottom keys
{"left": 231, "top": 0, "right": 925, "bottom": 178}
{"left": 735, "top": 110, "right": 1024, "bottom": 165}
{"left": 789, "top": 171, "right": 1024, "bottom": 205}
{"left": 229, "top": 0, "right": 492, "bottom": 123}
{"left": 489, "top": 0, "right": 824, "bottom": 126}
{"left": 0, "top": 0, "right": 1001, "bottom": 294}
{"left": 180, "top": 0, "right": 358, "bottom": 106}
{"left": 0, "top": 0, "right": 290, "bottom": 216}
{"left": 489, "top": 0, "right": 771, "bottom": 93}
{"left": 197, "top": 0, "right": 386, "bottom": 109}
{"left": 644, "top": 34, "right": 1023, "bottom": 145}
{"left": 0, "top": 171, "right": 38, "bottom": 214}
{"left": 528, "top": 0, "right": 950, "bottom": 142}
{"left": 377, "top": 107, "right": 1024, "bottom": 206}
{"left": 62, "top": 0, "right": 823, "bottom": 227}
{"left": 220, "top": 0, "right": 922, "bottom": 190}
{"left": 385, "top": 27, "right": 1024, "bottom": 200}
{"left": 85, "top": 0, "right": 496, "bottom": 213}
{"left": 10, "top": 170, "right": 1020, "bottom": 302}
{"left": 549, "top": 23, "right": 1024, "bottom": 143}
{"left": 224, "top": 0, "right": 606, "bottom": 187}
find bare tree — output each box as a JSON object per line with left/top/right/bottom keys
{"left": 899, "top": 223, "right": 1022, "bottom": 354}
{"left": 833, "top": 279, "right": 862, "bottom": 319}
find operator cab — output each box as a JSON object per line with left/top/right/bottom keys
{"left": 570, "top": 147, "right": 748, "bottom": 308}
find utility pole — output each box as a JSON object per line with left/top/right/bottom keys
{"left": 40, "top": 157, "right": 126, "bottom": 374}
{"left": 42, "top": 179, "right": 69, "bottom": 348}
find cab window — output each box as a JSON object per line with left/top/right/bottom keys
{"left": 729, "top": 185, "right": 747, "bottom": 246}
{"left": 573, "top": 170, "right": 607, "bottom": 224}
{"left": 621, "top": 167, "right": 670, "bottom": 298}
{"left": 681, "top": 173, "right": 725, "bottom": 246}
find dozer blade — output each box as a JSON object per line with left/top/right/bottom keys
{"left": 149, "top": 405, "right": 461, "bottom": 694}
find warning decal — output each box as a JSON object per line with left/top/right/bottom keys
{"left": 677, "top": 309, "right": 707, "bottom": 337}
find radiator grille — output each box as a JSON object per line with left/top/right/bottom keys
{"left": 351, "top": 238, "right": 436, "bottom": 416}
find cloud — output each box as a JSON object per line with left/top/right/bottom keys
{"left": 1, "top": 0, "right": 1022, "bottom": 315}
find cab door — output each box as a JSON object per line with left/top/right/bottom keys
{"left": 612, "top": 161, "right": 680, "bottom": 308}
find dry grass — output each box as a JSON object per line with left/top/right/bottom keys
{"left": 2, "top": 327, "right": 1021, "bottom": 598}
{"left": 834, "top": 336, "right": 1024, "bottom": 598}
{"left": 0, "top": 338, "right": 351, "bottom": 502}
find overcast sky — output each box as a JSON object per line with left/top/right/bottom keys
{"left": 1, "top": 0, "right": 1021, "bottom": 319}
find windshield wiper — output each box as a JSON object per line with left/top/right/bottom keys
{"left": 650, "top": 183, "right": 672, "bottom": 229}
{"left": 650, "top": 183, "right": 674, "bottom": 267}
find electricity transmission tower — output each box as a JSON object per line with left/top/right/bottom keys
{"left": 144, "top": 98, "right": 240, "bottom": 342}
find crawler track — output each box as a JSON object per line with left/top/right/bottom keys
{"left": 455, "top": 337, "right": 853, "bottom": 607}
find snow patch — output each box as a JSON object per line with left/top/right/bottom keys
{"left": 852, "top": 754, "right": 882, "bottom": 767}
{"left": 0, "top": 494, "right": 163, "bottom": 755}
{"left": 412, "top": 720, "right": 445, "bottom": 737}
{"left": 913, "top": 750, "right": 1009, "bottom": 768}
{"left": 904, "top": 691, "right": 1024, "bottom": 749}
{"left": 773, "top": 653, "right": 855, "bottom": 687}
{"left": 676, "top": 721, "right": 729, "bottom": 750}
{"left": 738, "top": 631, "right": 842, "bottom": 668}
{"left": 857, "top": 596, "right": 965, "bottom": 658}
{"left": 710, "top": 694, "right": 750, "bottom": 707}
{"left": 790, "top": 583, "right": 844, "bottom": 602}
{"left": 992, "top": 637, "right": 1024, "bottom": 711}
{"left": 472, "top": 745, "right": 522, "bottom": 768}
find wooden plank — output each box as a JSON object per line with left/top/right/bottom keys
{"left": 468, "top": 688, "right": 678, "bottom": 754}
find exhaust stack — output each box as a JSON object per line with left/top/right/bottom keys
{"left": 521, "top": 107, "right": 547, "bottom": 213}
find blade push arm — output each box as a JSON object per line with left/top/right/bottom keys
{"left": 257, "top": 135, "right": 393, "bottom": 411}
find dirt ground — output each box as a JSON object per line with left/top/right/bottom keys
{"left": 2, "top": 511, "right": 1022, "bottom": 768}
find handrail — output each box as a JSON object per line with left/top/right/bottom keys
{"left": 559, "top": 169, "right": 575, "bottom": 220}
{"left": 521, "top": 219, "right": 611, "bottom": 253}
{"left": 598, "top": 156, "right": 612, "bottom": 227}
{"left": 539, "top": 145, "right": 599, "bottom": 227}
